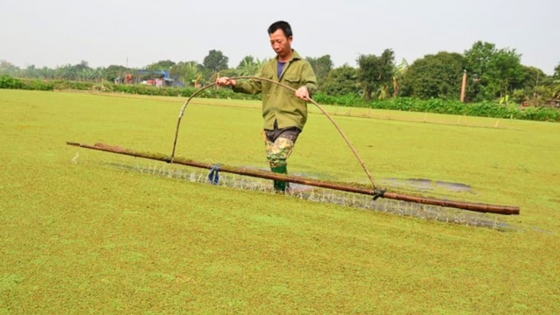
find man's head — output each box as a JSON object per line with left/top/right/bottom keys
{"left": 268, "top": 21, "right": 293, "bottom": 61}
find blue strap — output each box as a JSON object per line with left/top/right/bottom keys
{"left": 208, "top": 165, "right": 221, "bottom": 185}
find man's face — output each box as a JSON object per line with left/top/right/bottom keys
{"left": 269, "top": 29, "right": 292, "bottom": 60}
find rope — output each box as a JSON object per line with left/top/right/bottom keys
{"left": 170, "top": 76, "right": 378, "bottom": 190}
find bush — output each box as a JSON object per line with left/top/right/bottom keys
{"left": 518, "top": 106, "right": 560, "bottom": 122}
{"left": 363, "top": 97, "right": 559, "bottom": 122}
{"left": 0, "top": 75, "right": 25, "bottom": 89}
{"left": 314, "top": 93, "right": 365, "bottom": 107}
{"left": 52, "top": 80, "right": 95, "bottom": 91}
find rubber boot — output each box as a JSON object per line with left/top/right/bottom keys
{"left": 271, "top": 164, "right": 288, "bottom": 192}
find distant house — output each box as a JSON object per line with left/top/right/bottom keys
{"left": 136, "top": 69, "right": 185, "bottom": 87}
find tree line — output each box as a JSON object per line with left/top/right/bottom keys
{"left": 1, "top": 41, "right": 559, "bottom": 106}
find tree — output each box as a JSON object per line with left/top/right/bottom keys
{"left": 22, "top": 65, "right": 39, "bottom": 79}
{"left": 464, "top": 41, "right": 494, "bottom": 77}
{"left": 392, "top": 58, "right": 409, "bottom": 97}
{"left": 236, "top": 56, "right": 265, "bottom": 76}
{"left": 170, "top": 61, "right": 200, "bottom": 86}
{"left": 377, "top": 50, "right": 397, "bottom": 99}
{"left": 147, "top": 60, "right": 176, "bottom": 71}
{"left": 552, "top": 63, "right": 560, "bottom": 100}
{"left": 357, "top": 49, "right": 395, "bottom": 100}
{"left": 520, "top": 66, "right": 547, "bottom": 89}
{"left": 74, "top": 60, "right": 90, "bottom": 72}
{"left": 37, "top": 67, "right": 55, "bottom": 80}
{"left": 80, "top": 68, "right": 100, "bottom": 82}
{"left": 489, "top": 49, "right": 525, "bottom": 97}
{"left": 553, "top": 63, "right": 560, "bottom": 81}
{"left": 53, "top": 61, "right": 93, "bottom": 81}
{"left": 357, "top": 54, "right": 378, "bottom": 100}
{"left": 74, "top": 61, "right": 94, "bottom": 81}
{"left": 464, "top": 41, "right": 525, "bottom": 101}
{"left": 306, "top": 55, "right": 333, "bottom": 87}
{"left": 105, "top": 65, "right": 129, "bottom": 82}
{"left": 203, "top": 50, "right": 229, "bottom": 74}
{"left": 55, "top": 64, "right": 75, "bottom": 80}
{"left": 510, "top": 66, "right": 548, "bottom": 104}
{"left": 464, "top": 41, "right": 497, "bottom": 101}
{"left": 400, "top": 52, "right": 465, "bottom": 100}
{"left": 321, "top": 64, "right": 360, "bottom": 96}
{"left": 0, "top": 60, "right": 21, "bottom": 76}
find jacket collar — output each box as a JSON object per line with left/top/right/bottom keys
{"left": 277, "top": 49, "right": 301, "bottom": 63}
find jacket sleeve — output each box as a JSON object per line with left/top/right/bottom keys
{"left": 301, "top": 61, "right": 318, "bottom": 96}
{"left": 232, "top": 69, "right": 263, "bottom": 95}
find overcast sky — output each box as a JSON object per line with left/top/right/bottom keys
{"left": 1, "top": 0, "right": 558, "bottom": 74}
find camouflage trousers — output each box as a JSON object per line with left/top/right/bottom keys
{"left": 264, "top": 127, "right": 301, "bottom": 168}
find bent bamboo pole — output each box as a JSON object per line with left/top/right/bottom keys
{"left": 170, "top": 76, "right": 377, "bottom": 189}
{"left": 66, "top": 141, "right": 520, "bottom": 215}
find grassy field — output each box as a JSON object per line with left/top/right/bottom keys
{"left": 1, "top": 89, "right": 559, "bottom": 314}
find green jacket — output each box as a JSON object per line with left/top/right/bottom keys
{"left": 233, "top": 50, "right": 317, "bottom": 130}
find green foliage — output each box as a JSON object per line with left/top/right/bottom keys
{"left": 357, "top": 49, "right": 395, "bottom": 100}
{"left": 49, "top": 60, "right": 102, "bottom": 81}
{"left": 108, "top": 83, "right": 261, "bottom": 101}
{"left": 510, "top": 66, "right": 553, "bottom": 104}
{"left": 401, "top": 52, "right": 466, "bottom": 100}
{"left": 203, "top": 49, "right": 229, "bottom": 73}
{"left": 392, "top": 58, "right": 409, "bottom": 97}
{"left": 235, "top": 56, "right": 264, "bottom": 76}
{"left": 2, "top": 74, "right": 558, "bottom": 122}
{"left": 313, "top": 92, "right": 365, "bottom": 107}
{"left": 0, "top": 75, "right": 261, "bottom": 100}
{"left": 316, "top": 93, "right": 560, "bottom": 122}
{"left": 320, "top": 65, "right": 360, "bottom": 96}
{"left": 553, "top": 84, "right": 560, "bottom": 99}
{"left": 518, "top": 105, "right": 560, "bottom": 121}
{"left": 0, "top": 60, "right": 21, "bottom": 76}
{"left": 0, "top": 75, "right": 25, "bottom": 89}
{"left": 521, "top": 66, "right": 547, "bottom": 90}
{"left": 2, "top": 46, "right": 556, "bottom": 107}
{"left": 51, "top": 80, "right": 94, "bottom": 91}
{"left": 170, "top": 61, "right": 201, "bottom": 86}
{"left": 24, "top": 79, "right": 55, "bottom": 91}
{"left": 216, "top": 68, "right": 238, "bottom": 79}
{"left": 553, "top": 62, "right": 560, "bottom": 80}
{"left": 104, "top": 64, "right": 130, "bottom": 82}
{"left": 146, "top": 60, "right": 176, "bottom": 71}
{"left": 0, "top": 75, "right": 55, "bottom": 91}
{"left": 21, "top": 65, "right": 56, "bottom": 80}
{"left": 464, "top": 41, "right": 525, "bottom": 101}
{"left": 306, "top": 55, "right": 334, "bottom": 87}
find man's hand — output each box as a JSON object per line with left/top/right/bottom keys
{"left": 295, "top": 86, "right": 310, "bottom": 101}
{"left": 216, "top": 77, "right": 236, "bottom": 87}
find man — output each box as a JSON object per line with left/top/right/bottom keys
{"left": 216, "top": 20, "right": 317, "bottom": 192}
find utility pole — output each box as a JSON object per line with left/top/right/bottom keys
{"left": 460, "top": 70, "right": 467, "bottom": 103}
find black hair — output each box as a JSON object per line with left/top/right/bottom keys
{"left": 268, "top": 21, "right": 293, "bottom": 38}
